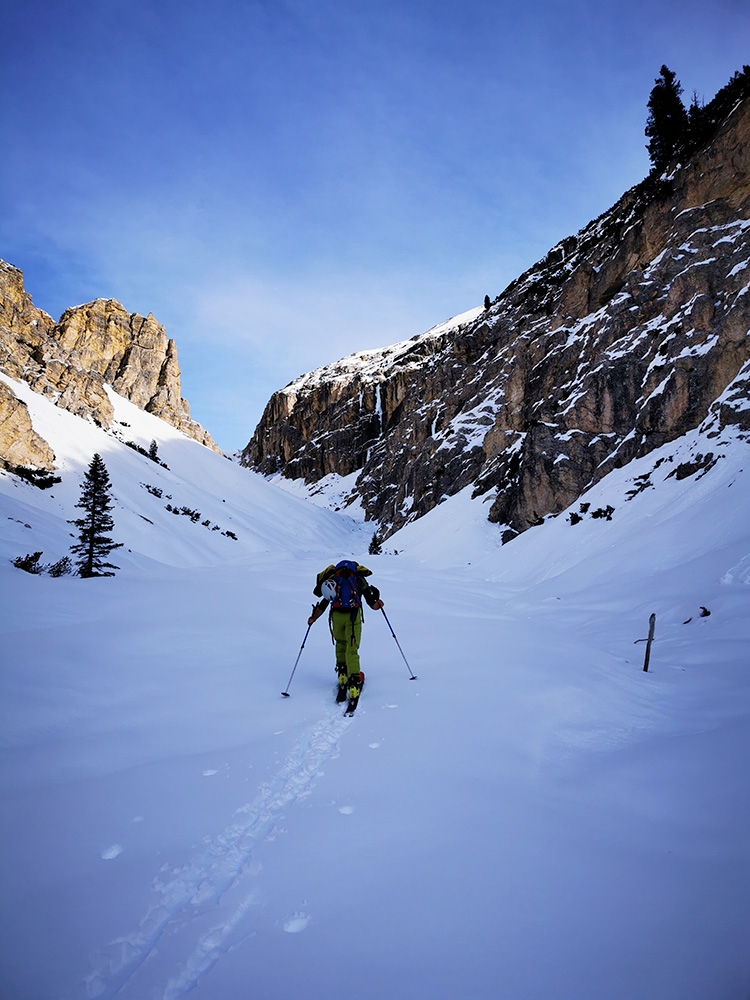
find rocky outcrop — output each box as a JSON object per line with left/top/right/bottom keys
{"left": 243, "top": 93, "right": 750, "bottom": 539}
{"left": 0, "top": 380, "right": 56, "bottom": 471}
{"left": 0, "top": 261, "right": 219, "bottom": 455}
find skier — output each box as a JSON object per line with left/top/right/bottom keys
{"left": 307, "top": 560, "right": 384, "bottom": 712}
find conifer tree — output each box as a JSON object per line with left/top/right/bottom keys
{"left": 69, "top": 454, "right": 123, "bottom": 577}
{"left": 645, "top": 65, "right": 689, "bottom": 173}
{"left": 369, "top": 530, "right": 383, "bottom": 555}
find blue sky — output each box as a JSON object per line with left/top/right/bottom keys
{"left": 2, "top": 0, "right": 749, "bottom": 451}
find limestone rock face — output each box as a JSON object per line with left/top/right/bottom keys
{"left": 0, "top": 261, "right": 219, "bottom": 455}
{"left": 243, "top": 94, "right": 750, "bottom": 538}
{"left": 0, "top": 380, "right": 56, "bottom": 470}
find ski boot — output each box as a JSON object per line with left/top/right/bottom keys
{"left": 335, "top": 664, "right": 348, "bottom": 703}
{"left": 344, "top": 671, "right": 364, "bottom": 715}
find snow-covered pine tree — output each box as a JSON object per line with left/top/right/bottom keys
{"left": 69, "top": 453, "right": 123, "bottom": 578}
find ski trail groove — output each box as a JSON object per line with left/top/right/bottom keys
{"left": 84, "top": 707, "right": 353, "bottom": 999}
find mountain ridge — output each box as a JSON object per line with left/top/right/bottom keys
{"left": 243, "top": 92, "right": 750, "bottom": 540}
{"left": 0, "top": 261, "right": 219, "bottom": 471}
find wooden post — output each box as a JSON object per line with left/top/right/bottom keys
{"left": 642, "top": 613, "right": 656, "bottom": 672}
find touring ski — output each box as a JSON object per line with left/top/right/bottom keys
{"left": 344, "top": 671, "right": 364, "bottom": 715}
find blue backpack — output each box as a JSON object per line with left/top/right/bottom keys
{"left": 324, "top": 560, "right": 362, "bottom": 610}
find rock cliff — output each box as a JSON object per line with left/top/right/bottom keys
{"left": 0, "top": 261, "right": 219, "bottom": 467}
{"left": 0, "top": 379, "right": 57, "bottom": 471}
{"left": 243, "top": 92, "right": 750, "bottom": 540}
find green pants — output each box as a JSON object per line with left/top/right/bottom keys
{"left": 331, "top": 609, "right": 362, "bottom": 678}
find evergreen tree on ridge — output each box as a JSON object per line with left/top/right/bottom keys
{"left": 645, "top": 65, "right": 689, "bottom": 173}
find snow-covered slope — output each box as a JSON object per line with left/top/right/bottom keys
{"left": 0, "top": 372, "right": 360, "bottom": 570}
{"left": 1, "top": 379, "right": 749, "bottom": 1000}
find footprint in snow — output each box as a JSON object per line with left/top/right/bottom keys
{"left": 283, "top": 912, "right": 311, "bottom": 933}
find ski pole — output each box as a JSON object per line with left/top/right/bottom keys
{"left": 282, "top": 623, "right": 312, "bottom": 697}
{"left": 380, "top": 608, "right": 417, "bottom": 680}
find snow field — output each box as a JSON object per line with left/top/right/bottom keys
{"left": 1, "top": 377, "right": 749, "bottom": 999}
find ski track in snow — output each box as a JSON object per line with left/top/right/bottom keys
{"left": 84, "top": 706, "right": 353, "bottom": 1000}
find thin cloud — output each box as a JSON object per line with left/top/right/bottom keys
{"left": 3, "top": 0, "right": 750, "bottom": 449}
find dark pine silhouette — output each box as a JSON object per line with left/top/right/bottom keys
{"left": 69, "top": 453, "right": 123, "bottom": 577}
{"left": 645, "top": 65, "right": 689, "bottom": 173}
